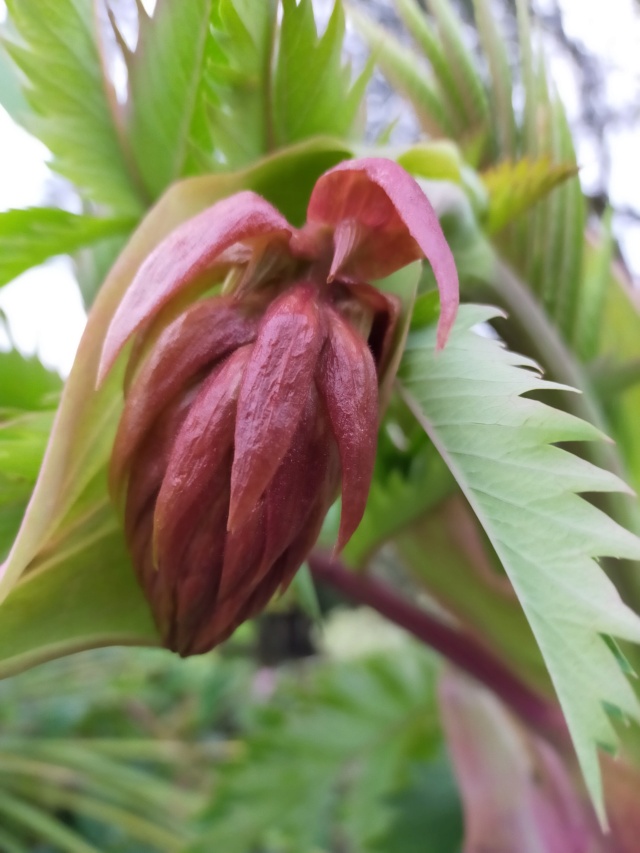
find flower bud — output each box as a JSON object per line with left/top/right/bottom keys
{"left": 101, "top": 158, "right": 459, "bottom": 654}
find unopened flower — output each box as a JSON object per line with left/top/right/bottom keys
{"left": 98, "top": 158, "right": 458, "bottom": 655}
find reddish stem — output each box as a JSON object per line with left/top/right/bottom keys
{"left": 309, "top": 552, "right": 567, "bottom": 739}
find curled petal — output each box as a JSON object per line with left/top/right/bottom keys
{"left": 98, "top": 192, "right": 293, "bottom": 382}
{"left": 153, "top": 346, "right": 251, "bottom": 578}
{"left": 307, "top": 158, "right": 459, "bottom": 348}
{"left": 316, "top": 307, "right": 378, "bottom": 552}
{"left": 110, "top": 298, "right": 257, "bottom": 498}
{"left": 228, "top": 285, "right": 326, "bottom": 531}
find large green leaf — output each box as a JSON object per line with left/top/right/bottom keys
{"left": 0, "top": 208, "right": 135, "bottom": 291}
{"left": 273, "top": 0, "right": 369, "bottom": 147}
{"left": 3, "top": 0, "right": 142, "bottom": 213}
{"left": 126, "top": 0, "right": 214, "bottom": 198}
{"left": 398, "top": 304, "right": 640, "bottom": 820}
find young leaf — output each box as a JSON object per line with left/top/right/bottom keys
{"left": 3, "top": 0, "right": 142, "bottom": 213}
{"left": 398, "top": 304, "right": 640, "bottom": 821}
{"left": 0, "top": 208, "right": 135, "bottom": 290}
{"left": 126, "top": 0, "right": 214, "bottom": 199}
{"left": 198, "top": 0, "right": 277, "bottom": 172}
{"left": 273, "top": 0, "right": 369, "bottom": 147}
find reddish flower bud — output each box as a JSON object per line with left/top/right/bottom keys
{"left": 101, "top": 158, "right": 459, "bottom": 654}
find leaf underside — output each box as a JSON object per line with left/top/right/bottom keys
{"left": 399, "top": 304, "right": 640, "bottom": 820}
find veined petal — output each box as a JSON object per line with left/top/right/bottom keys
{"left": 98, "top": 192, "right": 294, "bottom": 383}
{"left": 110, "top": 298, "right": 257, "bottom": 498}
{"left": 307, "top": 158, "right": 459, "bottom": 348}
{"left": 229, "top": 285, "right": 326, "bottom": 531}
{"left": 316, "top": 307, "right": 378, "bottom": 552}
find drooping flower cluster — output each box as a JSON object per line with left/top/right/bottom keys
{"left": 98, "top": 158, "right": 458, "bottom": 655}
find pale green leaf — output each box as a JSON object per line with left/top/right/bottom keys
{"left": 273, "top": 0, "right": 368, "bottom": 147}
{"left": 4, "top": 0, "right": 142, "bottom": 213}
{"left": 126, "top": 0, "right": 213, "bottom": 199}
{"left": 399, "top": 304, "right": 640, "bottom": 820}
{"left": 0, "top": 207, "right": 134, "bottom": 290}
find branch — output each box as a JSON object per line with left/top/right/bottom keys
{"left": 308, "top": 552, "right": 567, "bottom": 739}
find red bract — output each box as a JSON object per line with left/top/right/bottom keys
{"left": 99, "top": 158, "right": 459, "bottom": 655}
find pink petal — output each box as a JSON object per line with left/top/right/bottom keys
{"left": 110, "top": 297, "right": 256, "bottom": 498}
{"left": 228, "top": 285, "right": 326, "bottom": 532}
{"left": 316, "top": 307, "right": 378, "bottom": 552}
{"left": 98, "top": 192, "right": 293, "bottom": 383}
{"left": 307, "top": 158, "right": 459, "bottom": 348}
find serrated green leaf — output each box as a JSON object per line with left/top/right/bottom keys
{"left": 482, "top": 157, "right": 577, "bottom": 234}
{"left": 0, "top": 207, "right": 134, "bottom": 291}
{"left": 349, "top": 5, "right": 452, "bottom": 138}
{"left": 274, "top": 0, "right": 368, "bottom": 147}
{"left": 126, "top": 0, "right": 213, "bottom": 199}
{"left": 4, "top": 0, "right": 142, "bottom": 213}
{"left": 192, "top": 649, "right": 441, "bottom": 853}
{"left": 398, "top": 304, "right": 640, "bottom": 821}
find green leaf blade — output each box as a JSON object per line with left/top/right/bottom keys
{"left": 0, "top": 208, "right": 134, "bottom": 291}
{"left": 4, "top": 0, "right": 142, "bottom": 213}
{"left": 127, "top": 0, "right": 213, "bottom": 198}
{"left": 399, "top": 304, "right": 640, "bottom": 820}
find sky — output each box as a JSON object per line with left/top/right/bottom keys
{"left": 0, "top": 0, "right": 638, "bottom": 376}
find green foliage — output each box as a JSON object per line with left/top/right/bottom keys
{"left": 0, "top": 207, "right": 135, "bottom": 291}
{"left": 127, "top": 0, "right": 214, "bottom": 199}
{"left": 273, "top": 0, "right": 369, "bottom": 147}
{"left": 399, "top": 304, "right": 640, "bottom": 818}
{"left": 0, "top": 646, "right": 251, "bottom": 851}
{"left": 194, "top": 647, "right": 450, "bottom": 852}
{"left": 3, "top": 0, "right": 142, "bottom": 213}
{"left": 198, "top": 0, "right": 277, "bottom": 172}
